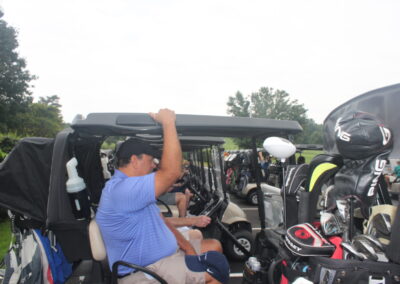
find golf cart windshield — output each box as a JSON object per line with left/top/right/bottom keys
{"left": 137, "top": 135, "right": 226, "bottom": 197}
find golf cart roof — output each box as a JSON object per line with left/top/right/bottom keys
{"left": 135, "top": 135, "right": 225, "bottom": 151}
{"left": 323, "top": 83, "right": 400, "bottom": 158}
{"left": 71, "top": 113, "right": 303, "bottom": 138}
{"left": 295, "top": 144, "right": 323, "bottom": 151}
{"left": 137, "top": 134, "right": 224, "bottom": 144}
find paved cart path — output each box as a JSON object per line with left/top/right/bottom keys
{"left": 227, "top": 194, "right": 260, "bottom": 284}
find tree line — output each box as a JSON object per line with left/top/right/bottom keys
{"left": 0, "top": 13, "right": 65, "bottom": 160}
{"left": 0, "top": 13, "right": 322, "bottom": 158}
{"left": 226, "top": 89, "right": 322, "bottom": 148}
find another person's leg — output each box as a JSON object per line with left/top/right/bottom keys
{"left": 184, "top": 188, "right": 193, "bottom": 207}
{"left": 384, "top": 174, "right": 391, "bottom": 189}
{"left": 175, "top": 192, "right": 188, "bottom": 217}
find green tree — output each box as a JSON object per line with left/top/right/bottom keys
{"left": 17, "top": 95, "right": 64, "bottom": 137}
{"left": 296, "top": 118, "right": 323, "bottom": 145}
{"left": 0, "top": 132, "right": 20, "bottom": 162}
{"left": 226, "top": 87, "right": 322, "bottom": 147}
{"left": 226, "top": 91, "right": 250, "bottom": 117}
{"left": 0, "top": 16, "right": 36, "bottom": 133}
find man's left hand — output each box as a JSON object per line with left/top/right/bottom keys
{"left": 193, "top": 215, "right": 211, "bottom": 227}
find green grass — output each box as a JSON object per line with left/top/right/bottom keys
{"left": 296, "top": 150, "right": 323, "bottom": 164}
{"left": 0, "top": 219, "right": 11, "bottom": 259}
{"left": 223, "top": 138, "right": 238, "bottom": 150}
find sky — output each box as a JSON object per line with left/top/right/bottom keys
{"left": 1, "top": 0, "right": 400, "bottom": 124}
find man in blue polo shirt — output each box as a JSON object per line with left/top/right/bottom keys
{"left": 96, "top": 109, "right": 229, "bottom": 283}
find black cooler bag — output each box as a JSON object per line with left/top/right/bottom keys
{"left": 308, "top": 256, "right": 400, "bottom": 284}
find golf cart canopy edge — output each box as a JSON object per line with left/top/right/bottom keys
{"left": 71, "top": 113, "right": 303, "bottom": 138}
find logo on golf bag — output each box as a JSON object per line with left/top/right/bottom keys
{"left": 285, "top": 236, "right": 301, "bottom": 252}
{"left": 367, "top": 159, "right": 386, "bottom": 196}
{"left": 379, "top": 126, "right": 391, "bottom": 146}
{"left": 294, "top": 229, "right": 311, "bottom": 239}
{"left": 335, "top": 117, "right": 351, "bottom": 142}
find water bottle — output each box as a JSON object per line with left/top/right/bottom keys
{"left": 247, "top": 257, "right": 261, "bottom": 272}
{"left": 66, "top": 157, "right": 91, "bottom": 220}
{"left": 101, "top": 155, "right": 111, "bottom": 180}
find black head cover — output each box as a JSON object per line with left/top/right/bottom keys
{"left": 335, "top": 112, "right": 392, "bottom": 160}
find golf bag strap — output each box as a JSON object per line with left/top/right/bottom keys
{"left": 297, "top": 191, "right": 310, "bottom": 224}
{"left": 387, "top": 204, "right": 400, "bottom": 264}
{"left": 285, "top": 196, "right": 298, "bottom": 228}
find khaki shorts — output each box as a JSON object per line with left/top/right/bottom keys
{"left": 158, "top": 192, "right": 176, "bottom": 205}
{"left": 179, "top": 228, "right": 201, "bottom": 254}
{"left": 118, "top": 250, "right": 205, "bottom": 284}
{"left": 118, "top": 231, "right": 204, "bottom": 284}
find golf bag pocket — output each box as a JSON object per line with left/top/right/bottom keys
{"left": 309, "top": 256, "right": 400, "bottom": 284}
{"left": 284, "top": 223, "right": 335, "bottom": 257}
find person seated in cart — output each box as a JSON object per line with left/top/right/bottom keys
{"left": 394, "top": 160, "right": 400, "bottom": 183}
{"left": 96, "top": 109, "right": 229, "bottom": 284}
{"left": 158, "top": 188, "right": 191, "bottom": 217}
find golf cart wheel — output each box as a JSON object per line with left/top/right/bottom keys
{"left": 247, "top": 189, "right": 258, "bottom": 205}
{"left": 225, "top": 230, "right": 254, "bottom": 261}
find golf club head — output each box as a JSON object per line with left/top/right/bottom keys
{"left": 375, "top": 213, "right": 392, "bottom": 235}
{"left": 322, "top": 185, "right": 335, "bottom": 210}
{"left": 367, "top": 213, "right": 392, "bottom": 245}
{"left": 353, "top": 234, "right": 384, "bottom": 251}
{"left": 341, "top": 242, "right": 367, "bottom": 260}
{"left": 336, "top": 199, "right": 348, "bottom": 222}
{"left": 352, "top": 239, "right": 379, "bottom": 261}
{"left": 354, "top": 235, "right": 389, "bottom": 262}
{"left": 320, "top": 212, "right": 343, "bottom": 236}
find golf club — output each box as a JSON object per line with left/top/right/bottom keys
{"left": 341, "top": 242, "right": 368, "bottom": 260}
{"left": 352, "top": 238, "right": 379, "bottom": 261}
{"left": 320, "top": 212, "right": 343, "bottom": 236}
{"left": 353, "top": 235, "right": 388, "bottom": 262}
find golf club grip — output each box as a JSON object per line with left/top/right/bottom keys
{"left": 386, "top": 204, "right": 400, "bottom": 263}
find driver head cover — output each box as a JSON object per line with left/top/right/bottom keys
{"left": 185, "top": 251, "right": 230, "bottom": 284}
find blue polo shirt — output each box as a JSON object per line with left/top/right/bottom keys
{"left": 96, "top": 170, "right": 177, "bottom": 274}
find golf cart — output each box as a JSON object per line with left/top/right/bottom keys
{"left": 0, "top": 113, "right": 302, "bottom": 283}
{"left": 236, "top": 144, "right": 322, "bottom": 206}
{"left": 242, "top": 83, "right": 400, "bottom": 283}
{"left": 131, "top": 134, "right": 256, "bottom": 261}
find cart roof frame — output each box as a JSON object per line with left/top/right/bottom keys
{"left": 71, "top": 113, "right": 303, "bottom": 138}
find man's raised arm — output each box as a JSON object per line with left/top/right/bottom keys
{"left": 150, "top": 109, "right": 182, "bottom": 198}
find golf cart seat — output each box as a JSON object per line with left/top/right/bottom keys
{"left": 88, "top": 219, "right": 167, "bottom": 284}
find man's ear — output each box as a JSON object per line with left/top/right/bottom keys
{"left": 130, "top": 155, "right": 139, "bottom": 168}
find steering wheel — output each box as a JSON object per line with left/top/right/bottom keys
{"left": 157, "top": 199, "right": 173, "bottom": 217}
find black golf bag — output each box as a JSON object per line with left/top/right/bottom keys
{"left": 328, "top": 112, "right": 393, "bottom": 216}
